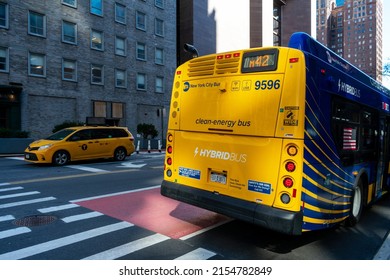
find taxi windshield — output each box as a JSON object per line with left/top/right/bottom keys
{"left": 46, "top": 129, "right": 76, "bottom": 140}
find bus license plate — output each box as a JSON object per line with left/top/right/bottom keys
{"left": 210, "top": 172, "right": 227, "bottom": 185}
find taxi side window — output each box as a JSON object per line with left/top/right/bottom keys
{"left": 69, "top": 130, "right": 91, "bottom": 141}
{"left": 91, "top": 129, "right": 111, "bottom": 139}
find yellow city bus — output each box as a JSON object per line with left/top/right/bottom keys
{"left": 161, "top": 32, "right": 390, "bottom": 235}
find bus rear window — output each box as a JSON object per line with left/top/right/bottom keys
{"left": 241, "top": 49, "right": 279, "bottom": 73}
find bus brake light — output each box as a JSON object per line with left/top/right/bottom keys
{"left": 285, "top": 161, "right": 296, "bottom": 172}
{"left": 289, "top": 58, "right": 299, "bottom": 63}
{"left": 283, "top": 177, "right": 294, "bottom": 188}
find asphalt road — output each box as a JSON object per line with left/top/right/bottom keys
{"left": 0, "top": 152, "right": 389, "bottom": 260}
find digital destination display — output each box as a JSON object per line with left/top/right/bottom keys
{"left": 241, "top": 49, "right": 279, "bottom": 73}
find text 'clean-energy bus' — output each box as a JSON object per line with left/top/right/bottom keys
{"left": 161, "top": 32, "right": 390, "bottom": 235}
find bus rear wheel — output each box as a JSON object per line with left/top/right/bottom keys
{"left": 345, "top": 179, "right": 364, "bottom": 227}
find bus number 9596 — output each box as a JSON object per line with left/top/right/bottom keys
{"left": 255, "top": 80, "right": 281, "bottom": 90}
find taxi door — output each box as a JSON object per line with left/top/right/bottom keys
{"left": 67, "top": 129, "right": 101, "bottom": 160}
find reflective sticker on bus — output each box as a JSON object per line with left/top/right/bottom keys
{"left": 248, "top": 180, "right": 272, "bottom": 194}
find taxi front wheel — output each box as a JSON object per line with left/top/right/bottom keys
{"left": 52, "top": 150, "right": 70, "bottom": 166}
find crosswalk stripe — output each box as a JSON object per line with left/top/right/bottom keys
{"left": 0, "top": 183, "right": 11, "bottom": 187}
{"left": 38, "top": 204, "right": 79, "bottom": 213}
{"left": 0, "top": 221, "right": 133, "bottom": 260}
{"left": 65, "top": 165, "right": 109, "bottom": 173}
{"left": 0, "top": 197, "right": 56, "bottom": 209}
{"left": 0, "top": 187, "right": 24, "bottom": 193}
{"left": 0, "top": 215, "right": 15, "bottom": 222}
{"left": 0, "top": 191, "right": 40, "bottom": 200}
{"left": 82, "top": 233, "right": 170, "bottom": 260}
{"left": 174, "top": 248, "right": 216, "bottom": 260}
{"left": 0, "top": 227, "right": 31, "bottom": 239}
{"left": 62, "top": 212, "right": 103, "bottom": 223}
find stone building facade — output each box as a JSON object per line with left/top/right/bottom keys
{"left": 0, "top": 0, "right": 176, "bottom": 140}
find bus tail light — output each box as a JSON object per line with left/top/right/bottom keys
{"left": 283, "top": 177, "right": 294, "bottom": 188}
{"left": 165, "top": 133, "right": 173, "bottom": 177}
{"left": 285, "top": 161, "right": 296, "bottom": 172}
{"left": 281, "top": 193, "right": 291, "bottom": 204}
{"left": 287, "top": 145, "right": 298, "bottom": 156}
{"left": 289, "top": 58, "right": 299, "bottom": 63}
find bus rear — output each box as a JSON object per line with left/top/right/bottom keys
{"left": 161, "top": 47, "right": 306, "bottom": 235}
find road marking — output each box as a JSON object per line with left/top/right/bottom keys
{"left": 38, "top": 204, "right": 79, "bottom": 213}
{"left": 174, "top": 248, "right": 216, "bottom": 260}
{"left": 0, "top": 227, "right": 31, "bottom": 239}
{"left": 62, "top": 212, "right": 103, "bottom": 223}
{"left": 0, "top": 187, "right": 24, "bottom": 192}
{"left": 0, "top": 215, "right": 15, "bottom": 222}
{"left": 5, "top": 157, "right": 24, "bottom": 161}
{"left": 0, "top": 197, "right": 56, "bottom": 209}
{"left": 65, "top": 165, "right": 109, "bottom": 173}
{"left": 119, "top": 161, "right": 146, "bottom": 168}
{"left": 83, "top": 233, "right": 169, "bottom": 260}
{"left": 0, "top": 183, "right": 11, "bottom": 187}
{"left": 0, "top": 221, "right": 133, "bottom": 260}
{"left": 179, "top": 219, "right": 232, "bottom": 240}
{"left": 0, "top": 191, "right": 40, "bottom": 200}
{"left": 71, "top": 185, "right": 160, "bottom": 203}
{"left": 6, "top": 169, "right": 136, "bottom": 186}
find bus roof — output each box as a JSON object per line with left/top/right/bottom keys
{"left": 288, "top": 32, "right": 390, "bottom": 99}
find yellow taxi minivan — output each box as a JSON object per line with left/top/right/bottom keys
{"left": 24, "top": 126, "right": 135, "bottom": 166}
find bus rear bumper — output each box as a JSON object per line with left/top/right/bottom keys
{"left": 161, "top": 180, "right": 303, "bottom": 235}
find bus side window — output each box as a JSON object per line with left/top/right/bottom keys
{"left": 332, "top": 97, "right": 379, "bottom": 165}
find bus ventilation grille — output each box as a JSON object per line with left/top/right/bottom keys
{"left": 187, "top": 55, "right": 239, "bottom": 77}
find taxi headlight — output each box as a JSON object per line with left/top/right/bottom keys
{"left": 38, "top": 144, "right": 53, "bottom": 150}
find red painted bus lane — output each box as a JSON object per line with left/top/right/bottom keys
{"left": 75, "top": 188, "right": 229, "bottom": 239}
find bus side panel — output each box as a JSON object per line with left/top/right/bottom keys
{"left": 301, "top": 54, "right": 355, "bottom": 231}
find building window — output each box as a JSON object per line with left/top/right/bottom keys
{"left": 62, "top": 59, "right": 77, "bottom": 81}
{"left": 62, "top": 21, "right": 77, "bottom": 44}
{"left": 136, "top": 11, "right": 146, "bottom": 30}
{"left": 28, "top": 11, "right": 46, "bottom": 37}
{"left": 115, "top": 3, "right": 126, "bottom": 24}
{"left": 115, "top": 36, "right": 126, "bottom": 56}
{"left": 155, "top": 76, "right": 164, "bottom": 93}
{"left": 136, "top": 42, "right": 146, "bottom": 60}
{"left": 94, "top": 101, "right": 107, "bottom": 117}
{"left": 0, "top": 47, "right": 9, "bottom": 72}
{"left": 137, "top": 73, "right": 146, "bottom": 90}
{"left": 115, "top": 69, "right": 127, "bottom": 88}
{"left": 155, "top": 0, "right": 164, "bottom": 9}
{"left": 91, "top": 64, "right": 104, "bottom": 85}
{"left": 91, "top": 30, "right": 103, "bottom": 51}
{"left": 29, "top": 53, "right": 46, "bottom": 77}
{"left": 0, "top": 2, "right": 9, "bottom": 29}
{"left": 62, "top": 0, "right": 77, "bottom": 8}
{"left": 155, "top": 18, "right": 164, "bottom": 37}
{"left": 91, "top": 0, "right": 103, "bottom": 16}
{"left": 112, "top": 103, "right": 124, "bottom": 119}
{"left": 273, "top": 3, "right": 282, "bottom": 46}
{"left": 155, "top": 47, "right": 164, "bottom": 65}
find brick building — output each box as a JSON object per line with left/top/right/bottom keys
{"left": 0, "top": 0, "right": 176, "bottom": 139}
{"left": 316, "top": 0, "right": 383, "bottom": 82}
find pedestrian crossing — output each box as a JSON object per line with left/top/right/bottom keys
{"left": 0, "top": 183, "right": 221, "bottom": 260}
